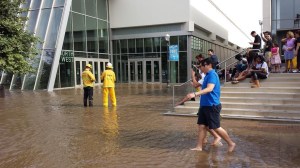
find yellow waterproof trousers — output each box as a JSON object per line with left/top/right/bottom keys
{"left": 102, "top": 87, "right": 117, "bottom": 107}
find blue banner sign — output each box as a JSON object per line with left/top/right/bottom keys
{"left": 169, "top": 45, "right": 179, "bottom": 61}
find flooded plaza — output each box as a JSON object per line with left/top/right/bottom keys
{"left": 0, "top": 84, "right": 300, "bottom": 168}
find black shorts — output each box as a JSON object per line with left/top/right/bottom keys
{"left": 197, "top": 104, "right": 222, "bottom": 129}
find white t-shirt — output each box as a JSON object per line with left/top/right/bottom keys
{"left": 198, "top": 73, "right": 205, "bottom": 85}
{"left": 256, "top": 62, "right": 269, "bottom": 77}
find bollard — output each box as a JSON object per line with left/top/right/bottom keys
{"left": 0, "top": 84, "right": 5, "bottom": 98}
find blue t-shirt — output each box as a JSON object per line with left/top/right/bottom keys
{"left": 200, "top": 69, "right": 220, "bottom": 106}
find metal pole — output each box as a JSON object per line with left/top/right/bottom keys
{"left": 172, "top": 85, "right": 175, "bottom": 107}
{"left": 224, "top": 62, "right": 227, "bottom": 83}
{"left": 167, "top": 42, "right": 170, "bottom": 87}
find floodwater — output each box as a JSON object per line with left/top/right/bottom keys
{"left": 0, "top": 84, "right": 300, "bottom": 168}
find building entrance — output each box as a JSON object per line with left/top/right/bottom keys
{"left": 128, "top": 58, "right": 161, "bottom": 83}
{"left": 74, "top": 58, "right": 109, "bottom": 87}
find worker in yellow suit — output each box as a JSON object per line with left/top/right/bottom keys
{"left": 82, "top": 64, "right": 95, "bottom": 107}
{"left": 101, "top": 62, "right": 116, "bottom": 107}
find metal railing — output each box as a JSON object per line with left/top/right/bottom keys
{"left": 216, "top": 49, "right": 260, "bottom": 83}
{"left": 172, "top": 79, "right": 193, "bottom": 107}
{"left": 171, "top": 49, "right": 262, "bottom": 107}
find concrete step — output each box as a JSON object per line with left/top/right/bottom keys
{"left": 221, "top": 102, "right": 300, "bottom": 111}
{"left": 224, "top": 82, "right": 300, "bottom": 87}
{"left": 221, "top": 108, "right": 300, "bottom": 120}
{"left": 180, "top": 97, "right": 300, "bottom": 107}
{"left": 264, "top": 77, "right": 300, "bottom": 82}
{"left": 221, "top": 87, "right": 300, "bottom": 93}
{"left": 268, "top": 73, "right": 300, "bottom": 77}
{"left": 221, "top": 92, "right": 300, "bottom": 98}
{"left": 221, "top": 97, "right": 300, "bottom": 104}
{"left": 173, "top": 106, "right": 300, "bottom": 120}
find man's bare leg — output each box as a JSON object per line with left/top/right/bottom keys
{"left": 207, "top": 128, "right": 222, "bottom": 146}
{"left": 191, "top": 125, "right": 206, "bottom": 151}
{"left": 214, "top": 127, "right": 236, "bottom": 152}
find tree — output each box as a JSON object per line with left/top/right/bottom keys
{"left": 0, "top": 0, "right": 39, "bottom": 74}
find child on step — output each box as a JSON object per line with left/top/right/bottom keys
{"left": 270, "top": 43, "right": 281, "bottom": 73}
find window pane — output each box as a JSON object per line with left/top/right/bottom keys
{"left": 42, "top": 0, "right": 53, "bottom": 8}
{"left": 30, "top": 0, "right": 41, "bottom": 9}
{"left": 36, "top": 9, "right": 51, "bottom": 49}
{"left": 54, "top": 0, "right": 65, "bottom": 7}
{"left": 86, "top": 16, "right": 98, "bottom": 52}
{"left": 73, "top": 13, "right": 86, "bottom": 51}
{"left": 63, "top": 13, "right": 73, "bottom": 50}
{"left": 85, "top": 0, "right": 97, "bottom": 17}
{"left": 72, "top": 0, "right": 85, "bottom": 14}
{"left": 36, "top": 50, "right": 55, "bottom": 89}
{"left": 26, "top": 10, "right": 38, "bottom": 33}
{"left": 59, "top": 57, "right": 75, "bottom": 87}
{"left": 136, "top": 39, "right": 143, "bottom": 53}
{"left": 128, "top": 39, "right": 136, "bottom": 53}
{"left": 153, "top": 37, "right": 160, "bottom": 52}
{"left": 98, "top": 20, "right": 108, "bottom": 53}
{"left": 144, "top": 38, "right": 152, "bottom": 52}
{"left": 179, "top": 36, "right": 187, "bottom": 51}
{"left": 45, "top": 8, "right": 63, "bottom": 49}
{"left": 97, "top": 0, "right": 107, "bottom": 20}
{"left": 120, "top": 40, "right": 128, "bottom": 53}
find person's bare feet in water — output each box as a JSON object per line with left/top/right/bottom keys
{"left": 211, "top": 137, "right": 222, "bottom": 146}
{"left": 190, "top": 147, "right": 202, "bottom": 151}
{"left": 228, "top": 143, "right": 236, "bottom": 152}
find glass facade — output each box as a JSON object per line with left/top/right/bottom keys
{"left": 4, "top": 0, "right": 109, "bottom": 90}
{"left": 57, "top": 0, "right": 109, "bottom": 88}
{"left": 271, "top": 0, "right": 300, "bottom": 31}
{"left": 191, "top": 36, "right": 237, "bottom": 70}
{"left": 113, "top": 35, "right": 238, "bottom": 84}
{"left": 113, "top": 36, "right": 188, "bottom": 83}
{"left": 2, "top": 0, "right": 240, "bottom": 90}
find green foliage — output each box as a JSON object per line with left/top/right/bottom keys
{"left": 0, "top": 0, "right": 39, "bottom": 74}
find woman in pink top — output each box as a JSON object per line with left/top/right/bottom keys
{"left": 270, "top": 43, "right": 281, "bottom": 73}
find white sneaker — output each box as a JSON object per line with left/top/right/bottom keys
{"left": 293, "top": 70, "right": 298, "bottom": 73}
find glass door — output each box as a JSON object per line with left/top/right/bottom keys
{"left": 128, "top": 58, "right": 161, "bottom": 83}
{"left": 74, "top": 58, "right": 108, "bottom": 87}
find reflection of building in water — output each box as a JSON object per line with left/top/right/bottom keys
{"left": 100, "top": 107, "right": 119, "bottom": 153}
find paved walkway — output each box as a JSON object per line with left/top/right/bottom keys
{"left": 0, "top": 84, "right": 300, "bottom": 168}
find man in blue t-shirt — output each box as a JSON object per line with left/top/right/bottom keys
{"left": 188, "top": 58, "right": 236, "bottom": 152}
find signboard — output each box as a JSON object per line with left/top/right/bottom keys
{"left": 60, "top": 51, "right": 73, "bottom": 62}
{"left": 169, "top": 45, "right": 179, "bottom": 61}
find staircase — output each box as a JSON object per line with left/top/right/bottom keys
{"left": 166, "top": 73, "right": 300, "bottom": 122}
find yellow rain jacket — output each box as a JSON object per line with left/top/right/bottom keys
{"left": 82, "top": 69, "right": 95, "bottom": 87}
{"left": 101, "top": 69, "right": 116, "bottom": 87}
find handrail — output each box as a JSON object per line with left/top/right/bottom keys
{"left": 172, "top": 79, "right": 192, "bottom": 107}
{"left": 217, "top": 49, "right": 261, "bottom": 82}
{"left": 171, "top": 48, "right": 261, "bottom": 107}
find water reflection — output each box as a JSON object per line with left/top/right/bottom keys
{"left": 100, "top": 107, "right": 119, "bottom": 154}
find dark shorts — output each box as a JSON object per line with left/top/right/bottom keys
{"left": 197, "top": 104, "right": 222, "bottom": 129}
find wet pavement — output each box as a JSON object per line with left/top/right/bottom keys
{"left": 0, "top": 84, "right": 300, "bottom": 168}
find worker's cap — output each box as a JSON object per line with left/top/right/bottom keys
{"left": 106, "top": 62, "right": 113, "bottom": 69}
{"left": 86, "top": 64, "right": 92, "bottom": 68}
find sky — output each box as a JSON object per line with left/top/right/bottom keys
{"left": 191, "top": 0, "right": 262, "bottom": 48}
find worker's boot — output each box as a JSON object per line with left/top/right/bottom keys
{"left": 89, "top": 100, "right": 93, "bottom": 107}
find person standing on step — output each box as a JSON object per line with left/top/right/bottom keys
{"left": 282, "top": 31, "right": 296, "bottom": 73}
{"left": 101, "top": 62, "right": 117, "bottom": 107}
{"left": 208, "top": 49, "right": 219, "bottom": 71}
{"left": 82, "top": 64, "right": 96, "bottom": 107}
{"left": 295, "top": 30, "right": 300, "bottom": 72}
{"left": 188, "top": 58, "right": 236, "bottom": 152}
{"left": 249, "top": 31, "right": 262, "bottom": 51}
